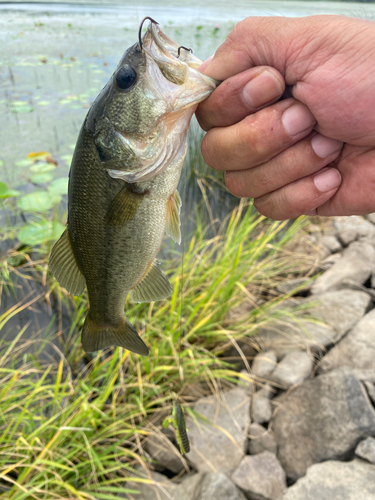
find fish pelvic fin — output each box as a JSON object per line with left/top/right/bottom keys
{"left": 106, "top": 186, "right": 146, "bottom": 227}
{"left": 49, "top": 228, "right": 86, "bottom": 296}
{"left": 165, "top": 190, "right": 181, "bottom": 244}
{"left": 81, "top": 314, "right": 149, "bottom": 356}
{"left": 129, "top": 260, "right": 172, "bottom": 303}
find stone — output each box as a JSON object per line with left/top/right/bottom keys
{"left": 365, "top": 213, "right": 375, "bottom": 224}
{"left": 275, "top": 278, "right": 311, "bottom": 295}
{"left": 272, "top": 368, "right": 375, "bottom": 480}
{"left": 271, "top": 351, "right": 313, "bottom": 389}
{"left": 188, "top": 472, "right": 248, "bottom": 500}
{"left": 319, "top": 235, "right": 342, "bottom": 254}
{"left": 355, "top": 437, "right": 375, "bottom": 464}
{"left": 186, "top": 387, "right": 250, "bottom": 473}
{"left": 252, "top": 384, "right": 274, "bottom": 424}
{"left": 144, "top": 430, "right": 185, "bottom": 474}
{"left": 279, "top": 460, "right": 375, "bottom": 500}
{"left": 231, "top": 452, "right": 286, "bottom": 500}
{"left": 256, "top": 290, "right": 371, "bottom": 357}
{"left": 333, "top": 215, "right": 375, "bottom": 246}
{"left": 126, "top": 470, "right": 179, "bottom": 500}
{"left": 318, "top": 252, "right": 341, "bottom": 270}
{"left": 248, "top": 423, "right": 277, "bottom": 455}
{"left": 318, "top": 308, "right": 375, "bottom": 373}
{"left": 252, "top": 351, "right": 277, "bottom": 380}
{"left": 364, "top": 381, "right": 375, "bottom": 404}
{"left": 311, "top": 241, "right": 375, "bottom": 295}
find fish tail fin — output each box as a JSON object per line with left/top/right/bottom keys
{"left": 81, "top": 313, "right": 149, "bottom": 356}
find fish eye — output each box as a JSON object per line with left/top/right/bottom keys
{"left": 115, "top": 65, "right": 137, "bottom": 90}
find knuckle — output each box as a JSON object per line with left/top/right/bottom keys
{"left": 201, "top": 131, "right": 224, "bottom": 169}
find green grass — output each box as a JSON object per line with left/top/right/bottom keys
{"left": 0, "top": 199, "right": 313, "bottom": 498}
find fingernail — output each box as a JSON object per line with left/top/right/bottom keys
{"left": 314, "top": 168, "right": 341, "bottom": 193}
{"left": 198, "top": 54, "right": 214, "bottom": 72}
{"left": 243, "top": 70, "right": 284, "bottom": 108}
{"left": 282, "top": 104, "right": 315, "bottom": 137}
{"left": 311, "top": 134, "right": 343, "bottom": 158}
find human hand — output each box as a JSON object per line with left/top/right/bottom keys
{"left": 196, "top": 15, "right": 375, "bottom": 219}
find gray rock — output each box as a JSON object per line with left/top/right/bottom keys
{"left": 355, "top": 437, "right": 375, "bottom": 464}
{"left": 365, "top": 213, "right": 375, "bottom": 225}
{"left": 186, "top": 387, "right": 250, "bottom": 473}
{"left": 189, "top": 472, "right": 247, "bottom": 500}
{"left": 275, "top": 278, "right": 312, "bottom": 295}
{"left": 271, "top": 351, "right": 313, "bottom": 389}
{"left": 231, "top": 452, "right": 286, "bottom": 500}
{"left": 318, "top": 308, "right": 375, "bottom": 373}
{"left": 272, "top": 368, "right": 375, "bottom": 480}
{"left": 319, "top": 252, "right": 342, "bottom": 270}
{"left": 364, "top": 381, "right": 375, "bottom": 404}
{"left": 144, "top": 431, "right": 185, "bottom": 474}
{"left": 280, "top": 459, "right": 375, "bottom": 500}
{"left": 252, "top": 384, "right": 274, "bottom": 424}
{"left": 126, "top": 470, "right": 179, "bottom": 500}
{"left": 311, "top": 241, "right": 375, "bottom": 295}
{"left": 252, "top": 351, "right": 277, "bottom": 380}
{"left": 319, "top": 235, "right": 342, "bottom": 254}
{"left": 248, "top": 423, "right": 277, "bottom": 455}
{"left": 256, "top": 290, "right": 371, "bottom": 357}
{"left": 333, "top": 215, "right": 375, "bottom": 246}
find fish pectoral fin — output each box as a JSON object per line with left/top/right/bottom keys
{"left": 165, "top": 190, "right": 181, "bottom": 244}
{"left": 49, "top": 228, "right": 86, "bottom": 296}
{"left": 81, "top": 314, "right": 149, "bottom": 356}
{"left": 129, "top": 260, "right": 173, "bottom": 303}
{"left": 106, "top": 186, "right": 146, "bottom": 227}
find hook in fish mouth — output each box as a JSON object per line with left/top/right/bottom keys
{"left": 138, "top": 16, "right": 159, "bottom": 50}
{"left": 177, "top": 46, "right": 193, "bottom": 58}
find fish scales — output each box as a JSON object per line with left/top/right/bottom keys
{"left": 49, "top": 21, "right": 217, "bottom": 355}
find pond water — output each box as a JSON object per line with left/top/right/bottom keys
{"left": 1, "top": 0, "right": 375, "bottom": 239}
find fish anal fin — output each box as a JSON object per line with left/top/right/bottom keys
{"left": 81, "top": 314, "right": 149, "bottom": 356}
{"left": 49, "top": 228, "right": 86, "bottom": 296}
{"left": 106, "top": 186, "right": 146, "bottom": 227}
{"left": 129, "top": 260, "right": 173, "bottom": 303}
{"left": 165, "top": 190, "right": 181, "bottom": 244}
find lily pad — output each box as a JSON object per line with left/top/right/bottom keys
{"left": 18, "top": 220, "right": 65, "bottom": 246}
{"left": 0, "top": 182, "right": 20, "bottom": 198}
{"left": 30, "top": 172, "right": 53, "bottom": 184}
{"left": 37, "top": 100, "right": 51, "bottom": 106}
{"left": 29, "top": 162, "right": 55, "bottom": 173}
{"left": 16, "top": 158, "right": 33, "bottom": 168}
{"left": 17, "top": 191, "right": 61, "bottom": 212}
{"left": 11, "top": 106, "right": 34, "bottom": 114}
{"left": 48, "top": 177, "right": 68, "bottom": 195}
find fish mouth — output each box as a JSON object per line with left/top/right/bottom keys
{"left": 141, "top": 19, "right": 218, "bottom": 90}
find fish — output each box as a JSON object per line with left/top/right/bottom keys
{"left": 173, "top": 397, "right": 190, "bottom": 455}
{"left": 49, "top": 19, "right": 217, "bottom": 355}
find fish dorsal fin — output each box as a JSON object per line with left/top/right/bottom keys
{"left": 165, "top": 190, "right": 181, "bottom": 244}
{"left": 49, "top": 228, "right": 86, "bottom": 296}
{"left": 106, "top": 186, "right": 146, "bottom": 227}
{"left": 129, "top": 260, "right": 173, "bottom": 303}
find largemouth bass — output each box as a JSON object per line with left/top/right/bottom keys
{"left": 49, "top": 19, "right": 217, "bottom": 355}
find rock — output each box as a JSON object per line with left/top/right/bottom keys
{"left": 272, "top": 368, "right": 375, "bottom": 480}
{"left": 271, "top": 351, "right": 313, "bottom": 389}
{"left": 275, "top": 278, "right": 311, "bottom": 295}
{"left": 364, "top": 381, "right": 375, "bottom": 404}
{"left": 129, "top": 471, "right": 248, "bottom": 500}
{"left": 127, "top": 470, "right": 179, "bottom": 500}
{"left": 248, "top": 423, "right": 277, "bottom": 455}
{"left": 187, "top": 472, "right": 248, "bottom": 500}
{"left": 231, "top": 452, "right": 286, "bottom": 500}
{"left": 333, "top": 215, "right": 375, "bottom": 246}
{"left": 355, "top": 437, "right": 375, "bottom": 464}
{"left": 318, "top": 309, "right": 375, "bottom": 373}
{"left": 319, "top": 235, "right": 342, "bottom": 254}
{"left": 365, "top": 213, "right": 375, "bottom": 224}
{"left": 256, "top": 290, "right": 371, "bottom": 357}
{"left": 252, "top": 351, "right": 277, "bottom": 380}
{"left": 318, "top": 252, "right": 341, "bottom": 270}
{"left": 144, "top": 431, "right": 185, "bottom": 474}
{"left": 280, "top": 459, "right": 375, "bottom": 500}
{"left": 186, "top": 387, "right": 250, "bottom": 473}
{"left": 252, "top": 384, "right": 274, "bottom": 424}
{"left": 311, "top": 241, "right": 375, "bottom": 295}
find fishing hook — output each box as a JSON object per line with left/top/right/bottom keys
{"left": 177, "top": 46, "right": 193, "bottom": 58}
{"left": 138, "top": 17, "right": 159, "bottom": 50}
